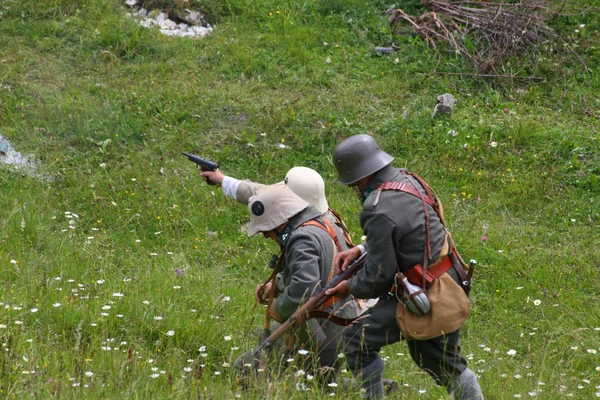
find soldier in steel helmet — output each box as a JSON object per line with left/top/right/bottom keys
{"left": 233, "top": 183, "right": 355, "bottom": 380}
{"left": 325, "top": 134, "right": 483, "bottom": 399}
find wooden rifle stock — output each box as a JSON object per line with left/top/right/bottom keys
{"left": 252, "top": 252, "right": 367, "bottom": 356}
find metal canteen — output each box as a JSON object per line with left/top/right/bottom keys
{"left": 399, "top": 274, "right": 431, "bottom": 316}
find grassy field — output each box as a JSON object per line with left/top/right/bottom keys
{"left": 0, "top": 0, "right": 599, "bottom": 398}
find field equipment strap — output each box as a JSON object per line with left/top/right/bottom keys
{"left": 300, "top": 218, "right": 343, "bottom": 253}
{"left": 389, "top": 235, "right": 452, "bottom": 293}
{"left": 327, "top": 207, "right": 355, "bottom": 248}
{"left": 299, "top": 218, "right": 341, "bottom": 311}
{"left": 377, "top": 172, "right": 468, "bottom": 290}
{"left": 299, "top": 218, "right": 360, "bottom": 326}
{"left": 263, "top": 248, "right": 285, "bottom": 333}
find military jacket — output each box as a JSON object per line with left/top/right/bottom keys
{"left": 346, "top": 165, "right": 447, "bottom": 299}
{"left": 272, "top": 205, "right": 355, "bottom": 318}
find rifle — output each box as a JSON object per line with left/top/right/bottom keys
{"left": 182, "top": 152, "right": 219, "bottom": 185}
{"left": 251, "top": 252, "right": 367, "bottom": 357}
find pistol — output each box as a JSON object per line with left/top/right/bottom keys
{"left": 182, "top": 152, "right": 219, "bottom": 185}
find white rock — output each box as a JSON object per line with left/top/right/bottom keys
{"left": 140, "top": 19, "right": 154, "bottom": 28}
{"left": 160, "top": 29, "right": 179, "bottom": 36}
{"left": 191, "top": 26, "right": 212, "bottom": 37}
{"left": 156, "top": 12, "right": 167, "bottom": 24}
{"left": 186, "top": 11, "right": 203, "bottom": 25}
{"left": 160, "top": 19, "right": 177, "bottom": 30}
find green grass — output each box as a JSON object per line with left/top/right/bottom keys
{"left": 0, "top": 0, "right": 599, "bottom": 398}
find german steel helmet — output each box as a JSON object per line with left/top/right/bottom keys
{"left": 333, "top": 134, "right": 394, "bottom": 184}
{"left": 247, "top": 183, "right": 309, "bottom": 236}
{"left": 284, "top": 166, "right": 329, "bottom": 214}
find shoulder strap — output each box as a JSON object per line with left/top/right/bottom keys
{"left": 300, "top": 218, "right": 343, "bottom": 253}
{"left": 377, "top": 181, "right": 435, "bottom": 208}
{"left": 299, "top": 218, "right": 345, "bottom": 312}
{"left": 263, "top": 248, "right": 286, "bottom": 332}
{"left": 377, "top": 174, "right": 440, "bottom": 289}
{"left": 406, "top": 172, "right": 446, "bottom": 226}
{"left": 327, "top": 208, "right": 355, "bottom": 248}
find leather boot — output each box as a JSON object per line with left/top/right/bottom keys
{"left": 353, "top": 355, "right": 385, "bottom": 399}
{"left": 447, "top": 368, "right": 484, "bottom": 400}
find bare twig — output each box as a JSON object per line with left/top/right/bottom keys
{"left": 434, "top": 72, "right": 545, "bottom": 81}
{"left": 388, "top": 0, "right": 584, "bottom": 72}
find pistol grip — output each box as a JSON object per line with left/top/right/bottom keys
{"left": 200, "top": 165, "right": 216, "bottom": 185}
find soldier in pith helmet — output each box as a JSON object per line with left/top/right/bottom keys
{"left": 200, "top": 166, "right": 356, "bottom": 250}
{"left": 233, "top": 183, "right": 356, "bottom": 381}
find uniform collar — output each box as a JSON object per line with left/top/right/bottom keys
{"left": 277, "top": 205, "right": 321, "bottom": 244}
{"left": 361, "top": 165, "right": 401, "bottom": 203}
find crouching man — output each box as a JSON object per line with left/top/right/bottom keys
{"left": 326, "top": 134, "right": 483, "bottom": 399}
{"left": 234, "top": 183, "right": 355, "bottom": 382}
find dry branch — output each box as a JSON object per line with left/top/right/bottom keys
{"left": 388, "top": 0, "right": 578, "bottom": 73}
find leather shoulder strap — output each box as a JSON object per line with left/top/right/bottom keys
{"left": 327, "top": 208, "right": 355, "bottom": 248}
{"left": 300, "top": 218, "right": 343, "bottom": 253}
{"left": 299, "top": 218, "right": 344, "bottom": 312}
{"left": 377, "top": 181, "right": 435, "bottom": 207}
{"left": 264, "top": 248, "right": 285, "bottom": 332}
{"left": 377, "top": 175, "right": 438, "bottom": 288}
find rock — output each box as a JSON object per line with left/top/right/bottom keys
{"left": 375, "top": 47, "right": 394, "bottom": 54}
{"left": 160, "top": 18, "right": 177, "bottom": 30}
{"left": 177, "top": 8, "right": 207, "bottom": 26}
{"left": 156, "top": 12, "right": 167, "bottom": 24}
{"left": 160, "top": 29, "right": 179, "bottom": 36}
{"left": 432, "top": 93, "right": 457, "bottom": 118}
{"left": 126, "top": 4, "right": 213, "bottom": 39}
{"left": 191, "top": 26, "right": 212, "bottom": 37}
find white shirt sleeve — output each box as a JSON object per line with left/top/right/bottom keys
{"left": 357, "top": 244, "right": 366, "bottom": 255}
{"left": 222, "top": 176, "right": 241, "bottom": 200}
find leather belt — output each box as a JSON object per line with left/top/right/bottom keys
{"left": 390, "top": 255, "right": 452, "bottom": 293}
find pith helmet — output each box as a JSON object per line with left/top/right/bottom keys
{"left": 284, "top": 167, "right": 329, "bottom": 214}
{"left": 333, "top": 134, "right": 394, "bottom": 184}
{"left": 247, "top": 183, "right": 309, "bottom": 237}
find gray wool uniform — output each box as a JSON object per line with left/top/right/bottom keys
{"left": 236, "top": 205, "right": 354, "bottom": 370}
{"left": 344, "top": 164, "right": 468, "bottom": 386}
{"left": 275, "top": 205, "right": 356, "bottom": 368}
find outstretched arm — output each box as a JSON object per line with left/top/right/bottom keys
{"left": 200, "top": 168, "right": 225, "bottom": 187}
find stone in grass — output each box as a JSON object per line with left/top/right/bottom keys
{"left": 160, "top": 18, "right": 178, "bottom": 30}
{"left": 432, "top": 93, "right": 457, "bottom": 118}
{"left": 176, "top": 9, "right": 207, "bottom": 26}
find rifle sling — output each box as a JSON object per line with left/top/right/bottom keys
{"left": 327, "top": 207, "right": 355, "bottom": 248}
{"left": 264, "top": 249, "right": 285, "bottom": 332}
{"left": 306, "top": 310, "right": 359, "bottom": 326}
